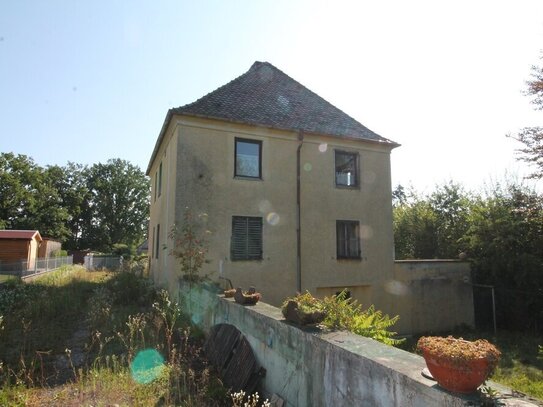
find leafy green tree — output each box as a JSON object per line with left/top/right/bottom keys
{"left": 465, "top": 183, "right": 543, "bottom": 330}
{"left": 45, "top": 163, "right": 92, "bottom": 250}
{"left": 429, "top": 182, "right": 471, "bottom": 258}
{"left": 394, "top": 198, "right": 438, "bottom": 259}
{"left": 0, "top": 153, "right": 69, "bottom": 238}
{"left": 83, "top": 159, "right": 149, "bottom": 252}
{"left": 511, "top": 58, "right": 543, "bottom": 179}
{"left": 393, "top": 182, "right": 471, "bottom": 259}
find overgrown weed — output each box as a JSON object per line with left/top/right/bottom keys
{"left": 0, "top": 266, "right": 228, "bottom": 406}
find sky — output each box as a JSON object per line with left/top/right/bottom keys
{"left": 1, "top": 0, "right": 543, "bottom": 193}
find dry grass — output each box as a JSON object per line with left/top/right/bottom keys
{"left": 0, "top": 265, "right": 229, "bottom": 406}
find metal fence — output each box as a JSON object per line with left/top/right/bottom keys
{"left": 84, "top": 255, "right": 123, "bottom": 271}
{"left": 0, "top": 256, "right": 74, "bottom": 278}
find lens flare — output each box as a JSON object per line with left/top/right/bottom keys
{"left": 266, "top": 212, "right": 280, "bottom": 226}
{"left": 360, "top": 225, "right": 374, "bottom": 239}
{"left": 303, "top": 163, "right": 312, "bottom": 172}
{"left": 384, "top": 280, "right": 409, "bottom": 296}
{"left": 130, "top": 349, "right": 165, "bottom": 384}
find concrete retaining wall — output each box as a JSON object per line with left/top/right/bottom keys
{"left": 178, "top": 283, "right": 481, "bottom": 407}
{"left": 393, "top": 260, "right": 475, "bottom": 334}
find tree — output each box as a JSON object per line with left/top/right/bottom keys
{"left": 464, "top": 183, "right": 543, "bottom": 330}
{"left": 393, "top": 182, "right": 470, "bottom": 259}
{"left": 83, "top": 159, "right": 149, "bottom": 252}
{"left": 511, "top": 59, "right": 543, "bottom": 178}
{"left": 45, "top": 163, "right": 91, "bottom": 250}
{"left": 0, "top": 153, "right": 69, "bottom": 238}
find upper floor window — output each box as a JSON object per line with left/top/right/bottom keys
{"left": 158, "top": 162, "right": 163, "bottom": 197}
{"left": 231, "top": 216, "right": 263, "bottom": 260}
{"left": 335, "top": 151, "right": 358, "bottom": 187}
{"left": 336, "top": 220, "right": 360, "bottom": 259}
{"left": 235, "top": 138, "right": 262, "bottom": 179}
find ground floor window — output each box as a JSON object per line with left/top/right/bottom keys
{"left": 231, "top": 216, "right": 263, "bottom": 260}
{"left": 336, "top": 220, "right": 360, "bottom": 259}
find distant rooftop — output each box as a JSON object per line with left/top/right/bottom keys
{"left": 0, "top": 230, "right": 42, "bottom": 241}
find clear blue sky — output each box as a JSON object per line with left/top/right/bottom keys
{"left": 1, "top": 1, "right": 543, "bottom": 192}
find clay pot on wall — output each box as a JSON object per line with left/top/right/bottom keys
{"left": 234, "top": 287, "right": 261, "bottom": 305}
{"left": 417, "top": 336, "right": 501, "bottom": 394}
{"left": 223, "top": 288, "right": 236, "bottom": 298}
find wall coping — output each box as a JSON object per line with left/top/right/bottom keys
{"left": 395, "top": 259, "right": 469, "bottom": 264}
{"left": 179, "top": 283, "right": 539, "bottom": 406}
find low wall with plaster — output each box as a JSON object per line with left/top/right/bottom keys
{"left": 178, "top": 283, "right": 483, "bottom": 407}
{"left": 393, "top": 260, "right": 475, "bottom": 334}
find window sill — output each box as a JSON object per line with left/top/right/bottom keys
{"left": 336, "top": 257, "right": 362, "bottom": 261}
{"left": 234, "top": 176, "right": 263, "bottom": 181}
{"left": 335, "top": 184, "right": 360, "bottom": 190}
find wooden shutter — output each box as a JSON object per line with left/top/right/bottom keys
{"left": 231, "top": 216, "right": 262, "bottom": 260}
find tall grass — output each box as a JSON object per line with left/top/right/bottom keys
{"left": 0, "top": 266, "right": 229, "bottom": 406}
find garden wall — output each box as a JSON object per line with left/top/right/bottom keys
{"left": 177, "top": 283, "right": 489, "bottom": 407}
{"left": 393, "top": 260, "right": 475, "bottom": 334}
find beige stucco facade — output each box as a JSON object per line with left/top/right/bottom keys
{"left": 148, "top": 115, "right": 475, "bottom": 334}
{"left": 148, "top": 115, "right": 396, "bottom": 307}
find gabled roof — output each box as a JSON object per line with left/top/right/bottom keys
{"left": 148, "top": 61, "right": 398, "bottom": 174}
{"left": 0, "top": 230, "right": 42, "bottom": 241}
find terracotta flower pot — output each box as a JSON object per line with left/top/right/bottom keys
{"left": 417, "top": 336, "right": 501, "bottom": 394}
{"left": 234, "top": 287, "right": 261, "bottom": 305}
{"left": 224, "top": 288, "right": 236, "bottom": 298}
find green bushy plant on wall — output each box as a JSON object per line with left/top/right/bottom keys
{"left": 322, "top": 290, "right": 404, "bottom": 346}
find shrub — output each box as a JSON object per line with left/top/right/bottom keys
{"left": 322, "top": 290, "right": 404, "bottom": 346}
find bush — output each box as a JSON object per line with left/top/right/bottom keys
{"left": 322, "top": 290, "right": 404, "bottom": 346}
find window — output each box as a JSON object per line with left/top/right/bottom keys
{"left": 154, "top": 171, "right": 158, "bottom": 201}
{"left": 231, "top": 216, "right": 263, "bottom": 260}
{"left": 235, "top": 138, "right": 262, "bottom": 178}
{"left": 336, "top": 220, "right": 360, "bottom": 259}
{"left": 335, "top": 151, "right": 358, "bottom": 187}
{"left": 155, "top": 224, "right": 160, "bottom": 259}
{"left": 152, "top": 226, "right": 155, "bottom": 259}
{"left": 158, "top": 162, "right": 163, "bottom": 197}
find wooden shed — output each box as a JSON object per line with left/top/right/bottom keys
{"left": 0, "top": 230, "right": 42, "bottom": 270}
{"left": 38, "top": 238, "right": 62, "bottom": 259}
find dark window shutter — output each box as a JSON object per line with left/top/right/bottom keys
{"left": 231, "top": 216, "right": 262, "bottom": 261}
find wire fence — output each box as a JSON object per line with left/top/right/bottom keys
{"left": 0, "top": 256, "right": 74, "bottom": 278}
{"left": 84, "top": 255, "right": 123, "bottom": 271}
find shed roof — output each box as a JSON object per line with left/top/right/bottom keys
{"left": 147, "top": 61, "right": 398, "bottom": 174}
{"left": 0, "top": 230, "right": 42, "bottom": 241}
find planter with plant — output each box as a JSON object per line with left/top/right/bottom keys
{"left": 223, "top": 288, "right": 236, "bottom": 298}
{"left": 417, "top": 335, "right": 501, "bottom": 394}
{"left": 281, "top": 291, "right": 326, "bottom": 326}
{"left": 234, "top": 287, "right": 261, "bottom": 305}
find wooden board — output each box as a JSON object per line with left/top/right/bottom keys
{"left": 204, "top": 323, "right": 265, "bottom": 394}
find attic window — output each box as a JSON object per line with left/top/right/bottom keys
{"left": 235, "top": 138, "right": 262, "bottom": 179}
{"left": 335, "top": 151, "right": 358, "bottom": 188}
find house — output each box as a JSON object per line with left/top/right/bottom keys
{"left": 0, "top": 230, "right": 42, "bottom": 270}
{"left": 147, "top": 62, "right": 474, "bottom": 334}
